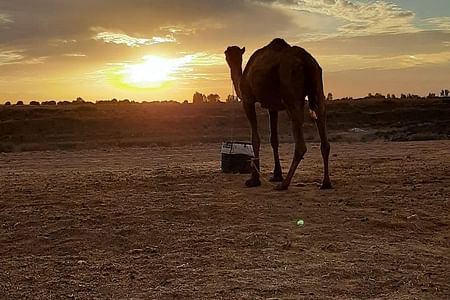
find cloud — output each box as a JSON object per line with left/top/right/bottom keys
{"left": 92, "top": 29, "right": 176, "bottom": 47}
{"left": 319, "top": 51, "right": 450, "bottom": 72}
{"left": 0, "top": 49, "right": 46, "bottom": 66}
{"left": 0, "top": 13, "right": 13, "bottom": 24}
{"left": 302, "top": 31, "right": 450, "bottom": 56}
{"left": 186, "top": 53, "right": 224, "bottom": 66}
{"left": 258, "top": 0, "right": 418, "bottom": 36}
{"left": 174, "top": 53, "right": 227, "bottom": 82}
{"left": 0, "top": 50, "right": 23, "bottom": 65}
{"left": 63, "top": 53, "right": 87, "bottom": 57}
{"left": 0, "top": 0, "right": 294, "bottom": 50}
{"left": 423, "top": 17, "right": 450, "bottom": 32}
{"left": 48, "top": 39, "right": 78, "bottom": 46}
{"left": 159, "top": 25, "right": 197, "bottom": 36}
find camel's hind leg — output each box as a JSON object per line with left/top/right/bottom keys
{"left": 309, "top": 68, "right": 332, "bottom": 189}
{"left": 275, "top": 102, "right": 306, "bottom": 190}
{"left": 315, "top": 115, "right": 332, "bottom": 189}
{"left": 275, "top": 55, "right": 309, "bottom": 190}
{"left": 269, "top": 110, "right": 283, "bottom": 182}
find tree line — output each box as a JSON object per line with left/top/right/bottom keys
{"left": 2, "top": 89, "right": 449, "bottom": 106}
{"left": 192, "top": 92, "right": 239, "bottom": 104}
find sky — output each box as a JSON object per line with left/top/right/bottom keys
{"left": 0, "top": 0, "right": 449, "bottom": 102}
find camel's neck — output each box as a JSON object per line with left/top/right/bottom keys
{"left": 229, "top": 65, "right": 243, "bottom": 99}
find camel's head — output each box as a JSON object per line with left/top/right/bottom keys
{"left": 224, "top": 46, "right": 245, "bottom": 69}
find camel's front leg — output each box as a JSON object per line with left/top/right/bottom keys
{"left": 269, "top": 110, "right": 283, "bottom": 182}
{"left": 275, "top": 106, "right": 306, "bottom": 190}
{"left": 244, "top": 102, "right": 261, "bottom": 187}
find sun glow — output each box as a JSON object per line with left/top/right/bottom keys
{"left": 117, "top": 55, "right": 193, "bottom": 89}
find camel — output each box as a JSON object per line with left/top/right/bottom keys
{"left": 224, "top": 38, "right": 331, "bottom": 190}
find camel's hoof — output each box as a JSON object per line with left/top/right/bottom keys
{"left": 274, "top": 183, "right": 288, "bottom": 191}
{"left": 320, "top": 182, "right": 333, "bottom": 190}
{"left": 269, "top": 175, "right": 284, "bottom": 182}
{"left": 245, "top": 178, "right": 261, "bottom": 187}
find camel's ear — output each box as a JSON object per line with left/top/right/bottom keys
{"left": 241, "top": 47, "right": 246, "bottom": 54}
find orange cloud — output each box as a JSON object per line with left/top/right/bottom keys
{"left": 92, "top": 28, "right": 176, "bottom": 47}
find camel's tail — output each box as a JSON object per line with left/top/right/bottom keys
{"left": 305, "top": 59, "right": 324, "bottom": 121}
{"left": 308, "top": 109, "right": 318, "bottom": 120}
{"left": 306, "top": 75, "right": 322, "bottom": 120}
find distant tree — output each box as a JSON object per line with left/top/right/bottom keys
{"left": 111, "top": 98, "right": 118, "bottom": 103}
{"left": 427, "top": 93, "right": 436, "bottom": 98}
{"left": 226, "top": 94, "right": 239, "bottom": 103}
{"left": 441, "top": 90, "right": 445, "bottom": 97}
{"left": 4, "top": 101, "right": 11, "bottom": 106}
{"left": 400, "top": 94, "right": 406, "bottom": 99}
{"left": 193, "top": 92, "right": 206, "bottom": 104}
{"left": 162, "top": 100, "right": 178, "bottom": 104}
{"left": 58, "top": 100, "right": 71, "bottom": 105}
{"left": 406, "top": 93, "right": 420, "bottom": 99}
{"left": 391, "top": 94, "right": 396, "bottom": 99}
{"left": 326, "top": 92, "right": 333, "bottom": 101}
{"left": 207, "top": 93, "right": 220, "bottom": 103}
{"left": 445, "top": 89, "right": 449, "bottom": 97}
{"left": 30, "top": 101, "right": 40, "bottom": 106}
{"left": 16, "top": 100, "right": 24, "bottom": 105}
{"left": 183, "top": 100, "right": 189, "bottom": 104}
{"left": 42, "top": 100, "right": 56, "bottom": 105}
{"left": 119, "top": 99, "right": 130, "bottom": 104}
{"left": 387, "top": 94, "right": 391, "bottom": 99}
{"left": 73, "top": 97, "right": 85, "bottom": 104}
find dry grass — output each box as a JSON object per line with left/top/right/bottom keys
{"left": 1, "top": 99, "right": 449, "bottom": 153}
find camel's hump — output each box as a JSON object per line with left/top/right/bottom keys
{"left": 266, "top": 38, "right": 291, "bottom": 50}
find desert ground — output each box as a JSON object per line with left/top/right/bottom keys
{"left": 0, "top": 99, "right": 449, "bottom": 299}
{"left": 1, "top": 98, "right": 449, "bottom": 153}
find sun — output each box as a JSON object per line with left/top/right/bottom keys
{"left": 116, "top": 55, "right": 193, "bottom": 89}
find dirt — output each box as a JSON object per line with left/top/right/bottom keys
{"left": 1, "top": 141, "right": 449, "bottom": 299}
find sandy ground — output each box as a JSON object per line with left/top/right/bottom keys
{"left": 0, "top": 141, "right": 449, "bottom": 299}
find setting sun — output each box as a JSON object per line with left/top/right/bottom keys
{"left": 117, "top": 55, "right": 194, "bottom": 89}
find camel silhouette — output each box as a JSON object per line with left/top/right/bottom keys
{"left": 225, "top": 38, "right": 331, "bottom": 190}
